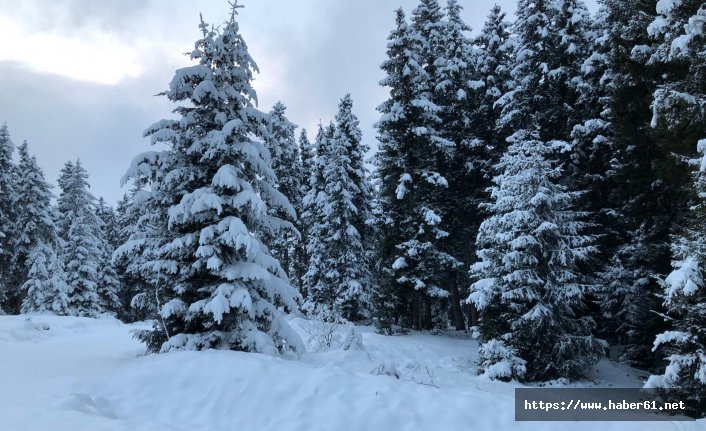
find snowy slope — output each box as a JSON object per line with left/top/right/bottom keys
{"left": 0, "top": 315, "right": 702, "bottom": 431}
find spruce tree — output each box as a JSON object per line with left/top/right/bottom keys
{"left": 374, "top": 8, "right": 457, "bottom": 331}
{"left": 296, "top": 128, "right": 315, "bottom": 296}
{"left": 0, "top": 124, "right": 17, "bottom": 313}
{"left": 299, "top": 129, "right": 316, "bottom": 196}
{"left": 548, "top": 0, "right": 594, "bottom": 142}
{"left": 645, "top": 0, "right": 706, "bottom": 413}
{"left": 121, "top": 6, "right": 304, "bottom": 354}
{"left": 469, "top": 0, "right": 603, "bottom": 380}
{"left": 597, "top": 0, "right": 688, "bottom": 369}
{"left": 96, "top": 197, "right": 120, "bottom": 250}
{"left": 304, "top": 96, "right": 372, "bottom": 321}
{"left": 646, "top": 172, "right": 706, "bottom": 414}
{"left": 58, "top": 160, "right": 104, "bottom": 317}
{"left": 472, "top": 4, "right": 514, "bottom": 158}
{"left": 496, "top": 0, "right": 554, "bottom": 136}
{"left": 13, "top": 143, "right": 69, "bottom": 314}
{"left": 569, "top": 5, "right": 616, "bottom": 257}
{"left": 432, "top": 0, "right": 479, "bottom": 330}
{"left": 461, "top": 5, "right": 515, "bottom": 329}
{"left": 113, "top": 189, "right": 159, "bottom": 322}
{"left": 95, "top": 197, "right": 122, "bottom": 314}
{"left": 302, "top": 124, "right": 332, "bottom": 308}
{"left": 469, "top": 128, "right": 603, "bottom": 381}
{"left": 267, "top": 102, "right": 302, "bottom": 286}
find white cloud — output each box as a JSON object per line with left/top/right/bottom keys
{"left": 0, "top": 15, "right": 143, "bottom": 85}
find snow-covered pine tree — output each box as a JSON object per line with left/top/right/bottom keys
{"left": 296, "top": 128, "right": 315, "bottom": 295}
{"left": 410, "top": 1, "right": 462, "bottom": 330}
{"left": 457, "top": 4, "right": 515, "bottom": 329}
{"left": 56, "top": 160, "right": 76, "bottom": 240}
{"left": 646, "top": 179, "right": 706, "bottom": 414}
{"left": 13, "top": 142, "right": 69, "bottom": 314}
{"left": 469, "top": 0, "right": 603, "bottom": 381}
{"left": 304, "top": 95, "right": 372, "bottom": 321}
{"left": 496, "top": 0, "right": 554, "bottom": 138}
{"left": 568, "top": 6, "right": 617, "bottom": 262}
{"left": 302, "top": 124, "right": 333, "bottom": 307}
{"left": 373, "top": 7, "right": 457, "bottom": 331}
{"left": 469, "top": 128, "right": 603, "bottom": 382}
{"left": 548, "top": 0, "right": 594, "bottom": 142}
{"left": 94, "top": 200, "right": 122, "bottom": 315}
{"left": 96, "top": 197, "right": 120, "bottom": 250}
{"left": 412, "top": 0, "right": 446, "bottom": 95}
{"left": 113, "top": 189, "right": 160, "bottom": 323}
{"left": 0, "top": 124, "right": 18, "bottom": 313}
{"left": 497, "top": 0, "right": 593, "bottom": 147}
{"left": 432, "top": 0, "right": 479, "bottom": 330}
{"left": 57, "top": 160, "right": 104, "bottom": 317}
{"left": 266, "top": 102, "right": 302, "bottom": 286}
{"left": 472, "top": 4, "right": 514, "bottom": 159}
{"left": 299, "top": 129, "right": 316, "bottom": 196}
{"left": 648, "top": 0, "right": 706, "bottom": 139}
{"left": 597, "top": 0, "right": 690, "bottom": 369}
{"left": 645, "top": 0, "right": 706, "bottom": 414}
{"left": 120, "top": 6, "right": 304, "bottom": 354}
{"left": 112, "top": 193, "right": 138, "bottom": 320}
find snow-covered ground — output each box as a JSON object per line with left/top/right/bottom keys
{"left": 0, "top": 315, "right": 702, "bottom": 431}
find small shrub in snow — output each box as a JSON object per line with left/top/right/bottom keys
{"left": 370, "top": 359, "right": 438, "bottom": 387}
{"left": 340, "top": 327, "right": 364, "bottom": 351}
{"left": 24, "top": 317, "right": 50, "bottom": 331}
{"left": 371, "top": 362, "right": 400, "bottom": 379}
{"left": 302, "top": 310, "right": 341, "bottom": 352}
{"left": 477, "top": 339, "right": 527, "bottom": 382}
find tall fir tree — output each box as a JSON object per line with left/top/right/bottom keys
{"left": 112, "top": 192, "right": 141, "bottom": 320}
{"left": 373, "top": 7, "right": 458, "bottom": 332}
{"left": 299, "top": 129, "right": 316, "bottom": 196}
{"left": 432, "top": 0, "right": 480, "bottom": 330}
{"left": 13, "top": 142, "right": 69, "bottom": 315}
{"left": 548, "top": 0, "right": 594, "bottom": 144}
{"left": 596, "top": 0, "right": 691, "bottom": 369}
{"left": 266, "top": 102, "right": 302, "bottom": 287}
{"left": 646, "top": 166, "right": 706, "bottom": 414}
{"left": 113, "top": 189, "right": 160, "bottom": 322}
{"left": 296, "top": 128, "right": 315, "bottom": 297}
{"left": 496, "top": 0, "right": 554, "bottom": 137}
{"left": 95, "top": 198, "right": 122, "bottom": 315}
{"left": 472, "top": 4, "right": 514, "bottom": 158}
{"left": 302, "top": 124, "right": 332, "bottom": 306}
{"left": 303, "top": 96, "right": 373, "bottom": 321}
{"left": 645, "top": 0, "right": 706, "bottom": 414}
{"left": 469, "top": 0, "right": 603, "bottom": 380}
{"left": 469, "top": 129, "right": 603, "bottom": 381}
{"left": 120, "top": 6, "right": 304, "bottom": 354}
{"left": 96, "top": 197, "right": 120, "bottom": 250}
{"left": 464, "top": 4, "right": 515, "bottom": 328}
{"left": 568, "top": 5, "right": 616, "bottom": 263}
{"left": 0, "top": 124, "right": 17, "bottom": 313}
{"left": 57, "top": 160, "right": 104, "bottom": 317}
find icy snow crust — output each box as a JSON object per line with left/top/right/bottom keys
{"left": 1, "top": 315, "right": 703, "bottom": 431}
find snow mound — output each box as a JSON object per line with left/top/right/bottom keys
{"left": 1, "top": 315, "right": 704, "bottom": 431}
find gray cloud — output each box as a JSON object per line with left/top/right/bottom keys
{"left": 0, "top": 0, "right": 599, "bottom": 205}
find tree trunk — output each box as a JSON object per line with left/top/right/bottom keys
{"left": 423, "top": 296, "right": 433, "bottom": 330}
{"left": 412, "top": 295, "right": 422, "bottom": 330}
{"left": 449, "top": 273, "right": 466, "bottom": 330}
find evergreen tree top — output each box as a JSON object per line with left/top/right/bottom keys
{"left": 411, "top": 0, "right": 444, "bottom": 35}
{"left": 334, "top": 94, "right": 363, "bottom": 146}
{"left": 0, "top": 123, "right": 13, "bottom": 162}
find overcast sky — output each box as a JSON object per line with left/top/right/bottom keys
{"left": 0, "top": 0, "right": 598, "bottom": 205}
